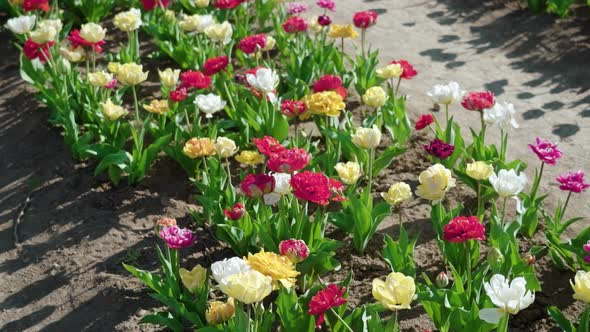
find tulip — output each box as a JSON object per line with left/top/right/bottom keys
{"left": 244, "top": 250, "right": 300, "bottom": 289}
{"left": 159, "top": 226, "right": 196, "bottom": 249}
{"left": 158, "top": 68, "right": 180, "bottom": 89}
{"left": 334, "top": 162, "right": 362, "bottom": 185}
{"left": 100, "top": 99, "right": 128, "bottom": 121}
{"left": 183, "top": 137, "right": 216, "bottom": 158}
{"left": 235, "top": 150, "right": 264, "bottom": 166}
{"left": 218, "top": 270, "right": 272, "bottom": 304}
{"left": 489, "top": 169, "right": 527, "bottom": 198}
{"left": 116, "top": 63, "right": 148, "bottom": 86}
{"left": 211, "top": 257, "right": 251, "bottom": 286}
{"left": 205, "top": 298, "right": 235, "bottom": 325}
{"left": 224, "top": 202, "right": 245, "bottom": 220}
{"left": 88, "top": 70, "right": 114, "bottom": 88}
{"left": 279, "top": 239, "right": 309, "bottom": 264}
{"left": 436, "top": 271, "right": 449, "bottom": 288}
{"left": 427, "top": 81, "right": 464, "bottom": 121}
{"left": 416, "top": 164, "right": 456, "bottom": 201}
{"left": 195, "top": 93, "right": 227, "bottom": 118}
{"left": 60, "top": 44, "right": 85, "bottom": 62}
{"left": 143, "top": 99, "right": 169, "bottom": 115}
{"left": 483, "top": 101, "right": 519, "bottom": 130}
{"left": 571, "top": 270, "right": 590, "bottom": 303}
{"left": 205, "top": 21, "right": 233, "bottom": 45}
{"left": 479, "top": 274, "right": 535, "bottom": 326}
{"left": 327, "top": 24, "right": 358, "bottom": 39}
{"left": 214, "top": 137, "right": 237, "bottom": 158}
{"left": 352, "top": 125, "right": 381, "bottom": 149}
{"left": 466, "top": 161, "right": 494, "bottom": 180}
{"left": 246, "top": 68, "right": 279, "bottom": 94}
{"left": 362, "top": 86, "right": 388, "bottom": 108}
{"left": 195, "top": 0, "right": 210, "bottom": 8}
{"left": 5, "top": 15, "right": 36, "bottom": 34}
{"left": 179, "top": 14, "right": 201, "bottom": 32}
{"left": 372, "top": 272, "right": 416, "bottom": 311}
{"left": 80, "top": 22, "right": 106, "bottom": 43}
{"left": 113, "top": 8, "right": 142, "bottom": 32}
{"left": 381, "top": 182, "right": 412, "bottom": 205}
{"left": 376, "top": 63, "right": 403, "bottom": 80}
{"left": 179, "top": 264, "right": 207, "bottom": 293}
{"left": 302, "top": 91, "right": 345, "bottom": 118}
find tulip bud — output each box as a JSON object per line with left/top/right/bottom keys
{"left": 206, "top": 298, "right": 235, "bottom": 325}
{"left": 154, "top": 217, "right": 177, "bottom": 235}
{"left": 436, "top": 271, "right": 449, "bottom": 288}
{"left": 521, "top": 252, "right": 535, "bottom": 266}
{"left": 224, "top": 202, "right": 246, "bottom": 220}
{"left": 196, "top": 0, "right": 209, "bottom": 8}
{"left": 279, "top": 239, "right": 309, "bottom": 264}
{"left": 487, "top": 248, "right": 504, "bottom": 268}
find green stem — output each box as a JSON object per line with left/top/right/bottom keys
{"left": 329, "top": 308, "right": 354, "bottom": 332}
{"left": 368, "top": 148, "right": 374, "bottom": 203}
{"left": 445, "top": 104, "right": 449, "bottom": 124}
{"left": 479, "top": 110, "right": 487, "bottom": 145}
{"left": 465, "top": 241, "right": 472, "bottom": 301}
{"left": 497, "top": 313, "right": 510, "bottom": 332}
{"left": 225, "top": 157, "right": 233, "bottom": 188}
{"left": 394, "top": 77, "right": 402, "bottom": 96}
{"left": 500, "top": 197, "right": 508, "bottom": 227}
{"left": 476, "top": 180, "right": 483, "bottom": 220}
{"left": 398, "top": 206, "right": 403, "bottom": 238}
{"left": 361, "top": 28, "right": 366, "bottom": 57}
{"left": 562, "top": 191, "right": 572, "bottom": 220}
{"left": 131, "top": 85, "right": 140, "bottom": 125}
{"left": 530, "top": 162, "right": 544, "bottom": 203}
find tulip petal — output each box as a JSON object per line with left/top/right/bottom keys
{"left": 479, "top": 308, "right": 504, "bottom": 324}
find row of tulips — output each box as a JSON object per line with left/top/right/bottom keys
{"left": 4, "top": 0, "right": 590, "bottom": 331}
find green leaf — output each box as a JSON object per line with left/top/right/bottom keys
{"left": 547, "top": 306, "right": 575, "bottom": 332}
{"left": 139, "top": 312, "right": 184, "bottom": 332}
{"left": 373, "top": 145, "right": 407, "bottom": 176}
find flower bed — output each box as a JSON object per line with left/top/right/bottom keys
{"left": 3, "top": 0, "right": 590, "bottom": 331}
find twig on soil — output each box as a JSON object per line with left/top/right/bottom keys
{"left": 13, "top": 190, "right": 33, "bottom": 247}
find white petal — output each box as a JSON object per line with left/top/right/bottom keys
{"left": 479, "top": 308, "right": 504, "bottom": 324}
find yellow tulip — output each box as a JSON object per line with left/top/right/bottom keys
{"left": 179, "top": 264, "right": 207, "bottom": 294}
{"left": 362, "top": 86, "right": 388, "bottom": 108}
{"left": 381, "top": 182, "right": 412, "bottom": 205}
{"left": 158, "top": 68, "right": 180, "bottom": 89}
{"left": 214, "top": 137, "right": 238, "bottom": 158}
{"left": 466, "top": 161, "right": 494, "bottom": 180}
{"left": 80, "top": 22, "right": 106, "bottom": 43}
{"left": 183, "top": 138, "right": 216, "bottom": 158}
{"left": 88, "top": 70, "right": 113, "bottom": 87}
{"left": 372, "top": 272, "right": 415, "bottom": 311}
{"left": 100, "top": 99, "right": 127, "bottom": 121}
{"left": 334, "top": 162, "right": 362, "bottom": 185}
{"left": 107, "top": 62, "right": 121, "bottom": 75}
{"left": 328, "top": 24, "right": 358, "bottom": 39}
{"left": 205, "top": 298, "right": 235, "bottom": 325}
{"left": 244, "top": 251, "right": 300, "bottom": 289}
{"left": 143, "top": 100, "right": 169, "bottom": 115}
{"left": 60, "top": 45, "right": 85, "bottom": 63}
{"left": 376, "top": 64, "right": 403, "bottom": 80}
{"left": 571, "top": 270, "right": 590, "bottom": 303}
{"left": 113, "top": 9, "right": 141, "bottom": 32}
{"left": 205, "top": 21, "right": 233, "bottom": 45}
{"left": 415, "top": 163, "right": 456, "bottom": 201}
{"left": 196, "top": 0, "right": 210, "bottom": 7}
{"left": 218, "top": 270, "right": 272, "bottom": 304}
{"left": 117, "top": 63, "right": 148, "bottom": 86}
{"left": 302, "top": 91, "right": 345, "bottom": 119}
{"left": 352, "top": 125, "right": 382, "bottom": 149}
{"left": 235, "top": 150, "right": 264, "bottom": 166}
{"left": 179, "top": 14, "right": 200, "bottom": 32}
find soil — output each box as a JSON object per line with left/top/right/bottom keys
{"left": 1, "top": 1, "right": 589, "bottom": 331}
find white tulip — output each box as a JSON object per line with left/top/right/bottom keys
{"left": 211, "top": 257, "right": 251, "bottom": 286}
{"left": 484, "top": 101, "right": 519, "bottom": 130}
{"left": 263, "top": 173, "right": 292, "bottom": 206}
{"left": 427, "top": 81, "right": 464, "bottom": 105}
{"left": 205, "top": 21, "right": 232, "bottom": 45}
{"left": 5, "top": 15, "right": 36, "bottom": 34}
{"left": 214, "top": 137, "right": 238, "bottom": 158}
{"left": 246, "top": 68, "right": 279, "bottom": 94}
{"left": 489, "top": 169, "right": 527, "bottom": 198}
{"left": 479, "top": 274, "right": 535, "bottom": 324}
{"left": 196, "top": 15, "right": 215, "bottom": 33}
{"left": 195, "top": 93, "right": 226, "bottom": 118}
{"left": 352, "top": 125, "right": 382, "bottom": 149}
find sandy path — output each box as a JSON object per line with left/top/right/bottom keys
{"left": 308, "top": 0, "right": 590, "bottom": 231}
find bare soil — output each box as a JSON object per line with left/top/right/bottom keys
{"left": 1, "top": 1, "right": 589, "bottom": 331}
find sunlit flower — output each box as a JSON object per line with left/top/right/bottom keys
{"left": 308, "top": 284, "right": 347, "bottom": 328}
{"left": 466, "top": 161, "right": 494, "bottom": 180}
{"left": 267, "top": 148, "right": 311, "bottom": 174}
{"left": 88, "top": 70, "right": 114, "bottom": 88}
{"left": 205, "top": 21, "right": 233, "bottom": 45}
{"left": 183, "top": 137, "right": 216, "bottom": 158}
{"left": 362, "top": 86, "right": 388, "bottom": 107}
{"left": 80, "top": 22, "right": 106, "bottom": 43}
{"left": 556, "top": 170, "right": 590, "bottom": 193}
{"left": 179, "top": 264, "right": 207, "bottom": 293}
{"left": 282, "top": 16, "right": 308, "bottom": 33}
{"left": 116, "top": 63, "right": 148, "bottom": 86}
{"left": 158, "top": 68, "right": 180, "bottom": 88}
{"left": 214, "top": 137, "right": 238, "bottom": 158}
{"left": 203, "top": 56, "right": 229, "bottom": 76}
{"left": 211, "top": 257, "right": 251, "bottom": 286}
{"left": 416, "top": 164, "right": 456, "bottom": 201}
{"left": 246, "top": 67, "right": 279, "bottom": 94}
{"left": 142, "top": 0, "right": 170, "bottom": 11}
{"left": 195, "top": 93, "right": 227, "bottom": 118}
{"left": 302, "top": 91, "right": 345, "bottom": 118}
{"left": 381, "top": 182, "right": 412, "bottom": 205}
{"left": 159, "top": 226, "right": 196, "bottom": 249}
{"left": 328, "top": 24, "right": 358, "bottom": 39}
{"left": 240, "top": 174, "right": 275, "bottom": 198}
{"left": 205, "top": 298, "right": 235, "bottom": 325}
{"left": 462, "top": 91, "right": 495, "bottom": 111}
{"left": 262, "top": 36, "right": 276, "bottom": 51}
{"left": 60, "top": 44, "right": 85, "bottom": 62}
{"left": 235, "top": 150, "right": 264, "bottom": 166}
{"left": 423, "top": 139, "right": 455, "bottom": 159}
{"left": 443, "top": 216, "right": 486, "bottom": 242}
{"left": 179, "top": 70, "right": 211, "bottom": 90}
{"left": 528, "top": 137, "right": 562, "bottom": 165}
{"left": 489, "top": 169, "right": 527, "bottom": 197}
{"left": 5, "top": 15, "right": 36, "bottom": 34}
{"left": 376, "top": 63, "right": 403, "bottom": 79}
{"left": 571, "top": 270, "right": 590, "bottom": 303}
{"left": 352, "top": 125, "right": 381, "bottom": 149}
{"left": 218, "top": 270, "right": 272, "bottom": 304}
{"left": 287, "top": 2, "right": 307, "bottom": 15}
{"left": 353, "top": 11, "right": 378, "bottom": 29}
{"left": 313, "top": 74, "right": 347, "bottom": 98}
{"left": 316, "top": 0, "right": 335, "bottom": 11}
{"left": 372, "top": 272, "right": 415, "bottom": 311}
{"left": 245, "top": 250, "right": 300, "bottom": 289}
{"left": 479, "top": 274, "right": 535, "bottom": 324}
{"left": 237, "top": 34, "right": 266, "bottom": 54}
{"left": 415, "top": 114, "right": 434, "bottom": 130}
{"left": 279, "top": 239, "right": 309, "bottom": 264}
{"left": 224, "top": 202, "right": 245, "bottom": 220}
{"left": 390, "top": 59, "right": 417, "bottom": 80}
{"left": 143, "top": 99, "right": 169, "bottom": 115}
{"left": 281, "top": 100, "right": 307, "bottom": 118}
{"left": 290, "top": 171, "right": 341, "bottom": 206}
{"left": 196, "top": 0, "right": 210, "bottom": 8}
{"left": 427, "top": 81, "right": 464, "bottom": 105}
{"left": 100, "top": 99, "right": 128, "bottom": 121}
{"left": 114, "top": 8, "right": 142, "bottom": 31}
{"left": 253, "top": 136, "right": 286, "bottom": 157}
{"left": 334, "top": 161, "right": 362, "bottom": 185}
{"left": 483, "top": 101, "right": 518, "bottom": 129}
